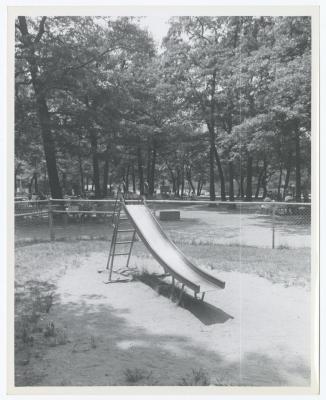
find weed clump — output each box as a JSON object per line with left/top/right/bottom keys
{"left": 123, "top": 367, "right": 157, "bottom": 385}
{"left": 179, "top": 368, "right": 210, "bottom": 386}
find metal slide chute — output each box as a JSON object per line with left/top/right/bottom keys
{"left": 122, "top": 202, "right": 225, "bottom": 297}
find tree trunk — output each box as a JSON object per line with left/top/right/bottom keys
{"left": 132, "top": 165, "right": 136, "bottom": 193}
{"left": 31, "top": 172, "right": 38, "bottom": 194}
{"left": 207, "top": 71, "right": 218, "bottom": 202}
{"left": 17, "top": 17, "right": 62, "bottom": 199}
{"left": 186, "top": 167, "right": 195, "bottom": 193}
{"left": 62, "top": 173, "right": 66, "bottom": 195}
{"left": 125, "top": 165, "right": 130, "bottom": 192}
{"left": 146, "top": 141, "right": 151, "bottom": 186}
{"left": 36, "top": 96, "right": 63, "bottom": 199}
{"left": 228, "top": 161, "right": 234, "bottom": 201}
{"left": 209, "top": 143, "right": 216, "bottom": 201}
{"left": 240, "top": 174, "right": 245, "bottom": 199}
{"left": 78, "top": 154, "right": 84, "bottom": 194}
{"left": 149, "top": 145, "right": 156, "bottom": 196}
{"left": 283, "top": 152, "right": 292, "bottom": 199}
{"left": 255, "top": 166, "right": 264, "bottom": 199}
{"left": 168, "top": 167, "right": 176, "bottom": 193}
{"left": 29, "top": 176, "right": 34, "bottom": 194}
{"left": 245, "top": 156, "right": 253, "bottom": 201}
{"left": 102, "top": 158, "right": 109, "bottom": 197}
{"left": 277, "top": 166, "right": 283, "bottom": 200}
{"left": 295, "top": 130, "right": 301, "bottom": 201}
{"left": 196, "top": 177, "right": 201, "bottom": 196}
{"left": 198, "top": 182, "right": 204, "bottom": 196}
{"left": 181, "top": 164, "right": 185, "bottom": 197}
{"left": 213, "top": 145, "right": 226, "bottom": 200}
{"left": 89, "top": 131, "right": 101, "bottom": 198}
{"left": 109, "top": 176, "right": 113, "bottom": 195}
{"left": 137, "top": 146, "right": 144, "bottom": 195}
{"left": 176, "top": 168, "right": 181, "bottom": 197}
{"left": 261, "top": 160, "right": 268, "bottom": 199}
{"left": 43, "top": 168, "right": 49, "bottom": 194}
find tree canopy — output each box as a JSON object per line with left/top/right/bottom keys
{"left": 15, "top": 16, "right": 311, "bottom": 201}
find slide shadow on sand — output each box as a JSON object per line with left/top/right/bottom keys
{"left": 137, "top": 273, "right": 233, "bottom": 326}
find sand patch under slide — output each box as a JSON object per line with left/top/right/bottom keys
{"left": 15, "top": 251, "right": 310, "bottom": 387}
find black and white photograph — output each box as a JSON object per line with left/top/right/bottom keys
{"left": 8, "top": 5, "right": 319, "bottom": 394}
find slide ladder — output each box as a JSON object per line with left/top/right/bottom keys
{"left": 104, "top": 194, "right": 141, "bottom": 283}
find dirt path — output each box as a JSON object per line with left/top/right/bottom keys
{"left": 16, "top": 251, "right": 310, "bottom": 386}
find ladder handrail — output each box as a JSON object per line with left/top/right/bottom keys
{"left": 107, "top": 204, "right": 122, "bottom": 280}
{"left": 106, "top": 196, "right": 137, "bottom": 282}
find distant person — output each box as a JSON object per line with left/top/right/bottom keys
{"left": 303, "top": 190, "right": 309, "bottom": 203}
{"left": 284, "top": 192, "right": 294, "bottom": 215}
{"left": 261, "top": 194, "right": 272, "bottom": 213}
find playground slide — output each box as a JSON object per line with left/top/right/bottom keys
{"left": 124, "top": 204, "right": 225, "bottom": 294}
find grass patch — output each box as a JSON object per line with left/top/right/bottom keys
{"left": 123, "top": 368, "right": 158, "bottom": 385}
{"left": 14, "top": 280, "right": 67, "bottom": 380}
{"left": 179, "top": 243, "right": 310, "bottom": 288}
{"left": 179, "top": 368, "right": 210, "bottom": 386}
{"left": 15, "top": 240, "right": 311, "bottom": 290}
{"left": 131, "top": 241, "right": 310, "bottom": 288}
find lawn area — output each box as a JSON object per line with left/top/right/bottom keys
{"left": 14, "top": 240, "right": 311, "bottom": 386}
{"left": 15, "top": 204, "right": 311, "bottom": 249}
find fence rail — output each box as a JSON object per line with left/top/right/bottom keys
{"left": 14, "top": 198, "right": 311, "bottom": 249}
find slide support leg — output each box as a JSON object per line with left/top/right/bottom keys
{"left": 170, "top": 277, "right": 175, "bottom": 300}
{"left": 177, "top": 284, "right": 185, "bottom": 306}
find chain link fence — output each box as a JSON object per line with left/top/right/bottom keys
{"left": 14, "top": 199, "right": 311, "bottom": 249}
{"left": 148, "top": 200, "right": 311, "bottom": 249}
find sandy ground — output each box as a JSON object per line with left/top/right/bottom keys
{"left": 15, "top": 249, "right": 311, "bottom": 387}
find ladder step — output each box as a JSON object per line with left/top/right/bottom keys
{"left": 114, "top": 252, "right": 131, "bottom": 256}
{"left": 116, "top": 241, "right": 133, "bottom": 244}
{"left": 118, "top": 229, "right": 135, "bottom": 233}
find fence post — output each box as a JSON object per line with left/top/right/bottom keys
{"left": 48, "top": 200, "right": 55, "bottom": 242}
{"left": 272, "top": 202, "right": 276, "bottom": 249}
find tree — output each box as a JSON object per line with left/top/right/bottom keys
{"left": 16, "top": 16, "right": 155, "bottom": 198}
{"left": 163, "top": 17, "right": 231, "bottom": 200}
{"left": 16, "top": 17, "right": 63, "bottom": 198}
